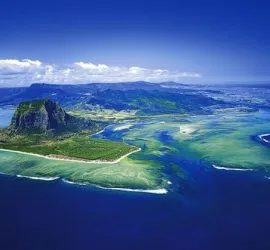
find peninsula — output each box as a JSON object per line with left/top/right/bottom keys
{"left": 0, "top": 99, "right": 139, "bottom": 162}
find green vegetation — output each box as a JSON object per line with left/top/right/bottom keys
{"left": 0, "top": 99, "right": 171, "bottom": 189}
{"left": 0, "top": 133, "right": 138, "bottom": 162}
{"left": 2, "top": 105, "right": 269, "bottom": 190}
{"left": 88, "top": 89, "right": 223, "bottom": 115}
{"left": 1, "top": 84, "right": 270, "bottom": 191}
{"left": 0, "top": 100, "right": 160, "bottom": 189}
{"left": 16, "top": 99, "right": 48, "bottom": 115}
{"left": 0, "top": 98, "right": 138, "bottom": 162}
{"left": 10, "top": 98, "right": 103, "bottom": 134}
{"left": 68, "top": 109, "right": 138, "bottom": 122}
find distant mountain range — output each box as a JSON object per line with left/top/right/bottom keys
{"left": 0, "top": 82, "right": 166, "bottom": 107}
{"left": 87, "top": 89, "right": 222, "bottom": 115}
{"left": 0, "top": 82, "right": 225, "bottom": 115}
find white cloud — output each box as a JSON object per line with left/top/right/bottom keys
{"left": 0, "top": 59, "right": 42, "bottom": 69}
{"left": 74, "top": 62, "right": 110, "bottom": 71}
{"left": 0, "top": 59, "right": 202, "bottom": 87}
{"left": 0, "top": 59, "right": 42, "bottom": 76}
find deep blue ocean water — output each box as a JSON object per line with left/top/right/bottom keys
{"left": 0, "top": 171, "right": 270, "bottom": 250}
{"left": 1, "top": 109, "right": 270, "bottom": 250}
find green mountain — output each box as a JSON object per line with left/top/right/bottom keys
{"left": 0, "top": 99, "right": 137, "bottom": 164}
{"left": 88, "top": 89, "right": 223, "bottom": 115}
{"left": 9, "top": 99, "right": 99, "bottom": 134}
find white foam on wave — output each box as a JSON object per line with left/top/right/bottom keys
{"left": 62, "top": 179, "right": 167, "bottom": 194}
{"left": 96, "top": 185, "right": 168, "bottom": 194}
{"left": 0, "top": 172, "right": 11, "bottom": 176}
{"left": 17, "top": 175, "right": 59, "bottom": 181}
{"left": 91, "top": 129, "right": 105, "bottom": 136}
{"left": 212, "top": 165, "right": 255, "bottom": 171}
{"left": 258, "top": 133, "right": 270, "bottom": 143}
{"left": 62, "top": 179, "right": 86, "bottom": 186}
{"left": 113, "top": 124, "right": 133, "bottom": 131}
{"left": 265, "top": 176, "right": 270, "bottom": 180}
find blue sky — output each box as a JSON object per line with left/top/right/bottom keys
{"left": 0, "top": 0, "right": 270, "bottom": 86}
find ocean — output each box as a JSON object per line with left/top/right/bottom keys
{"left": 1, "top": 170, "right": 270, "bottom": 250}
{"left": 1, "top": 109, "right": 270, "bottom": 250}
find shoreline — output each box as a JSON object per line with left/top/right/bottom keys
{"left": 212, "top": 164, "right": 255, "bottom": 171}
{"left": 0, "top": 147, "right": 141, "bottom": 164}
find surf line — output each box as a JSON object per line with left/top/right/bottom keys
{"left": 212, "top": 164, "right": 255, "bottom": 171}
{"left": 62, "top": 179, "right": 168, "bottom": 194}
{"left": 17, "top": 175, "right": 59, "bottom": 181}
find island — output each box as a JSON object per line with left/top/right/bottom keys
{"left": 0, "top": 99, "right": 139, "bottom": 162}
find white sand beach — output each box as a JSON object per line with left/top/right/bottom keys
{"left": 0, "top": 147, "right": 141, "bottom": 165}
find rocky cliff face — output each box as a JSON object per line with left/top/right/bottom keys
{"left": 9, "top": 99, "right": 96, "bottom": 134}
